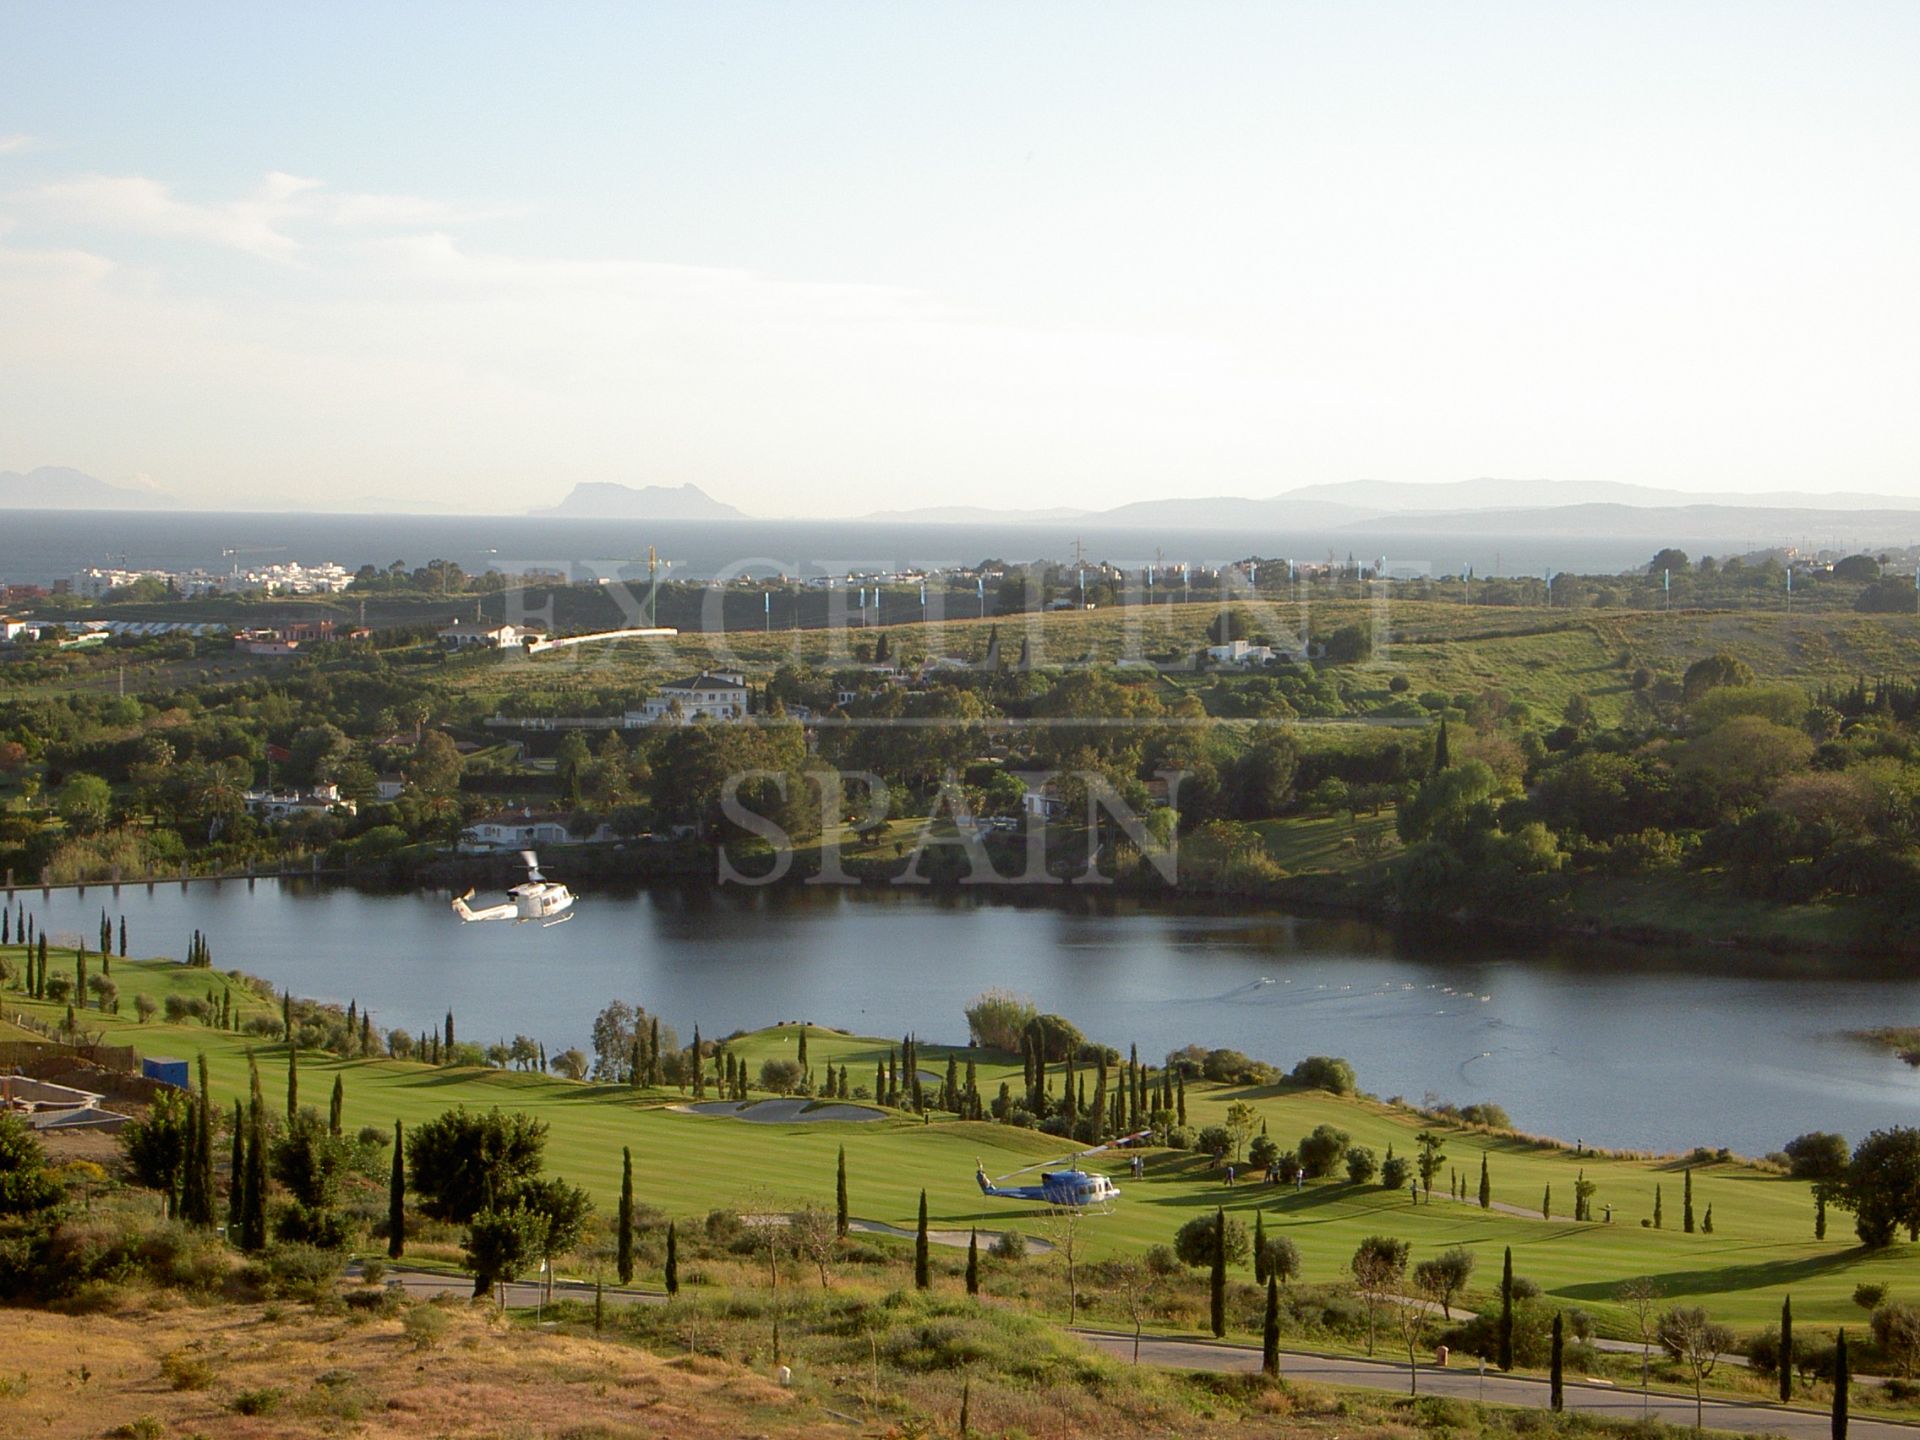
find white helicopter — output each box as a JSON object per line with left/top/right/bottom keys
{"left": 451, "top": 851, "right": 576, "bottom": 927}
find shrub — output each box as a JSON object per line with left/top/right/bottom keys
{"left": 160, "top": 1348, "right": 217, "bottom": 1391}
{"left": 989, "top": 1229, "right": 1027, "bottom": 1261}
{"left": 965, "top": 990, "right": 1037, "bottom": 1051}
{"left": 403, "top": 1302, "right": 450, "bottom": 1350}
{"left": 1380, "top": 1155, "right": 1411, "bottom": 1189}
{"left": 1144, "top": 1244, "right": 1181, "bottom": 1277}
{"left": 1344, "top": 1147, "right": 1378, "bottom": 1184}
{"left": 230, "top": 1387, "right": 283, "bottom": 1416}
{"left": 1164, "top": 1125, "right": 1196, "bottom": 1151}
{"left": 1195, "top": 1125, "right": 1232, "bottom": 1160}
{"left": 1201, "top": 1048, "right": 1276, "bottom": 1084}
{"left": 1173, "top": 1211, "right": 1249, "bottom": 1268}
{"left": 758, "top": 1058, "right": 803, "bottom": 1095}
{"left": 1457, "top": 1102, "right": 1511, "bottom": 1129}
{"left": 1289, "top": 1056, "right": 1356, "bottom": 1095}
{"left": 248, "top": 1243, "right": 344, "bottom": 1300}
{"left": 1297, "top": 1124, "right": 1351, "bottom": 1178}
{"left": 1855, "top": 1283, "right": 1889, "bottom": 1311}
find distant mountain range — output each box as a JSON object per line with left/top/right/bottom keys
{"left": 530, "top": 482, "right": 748, "bottom": 520}
{"left": 0, "top": 466, "right": 175, "bottom": 510}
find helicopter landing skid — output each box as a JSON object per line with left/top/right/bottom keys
{"left": 541, "top": 912, "right": 575, "bottom": 928}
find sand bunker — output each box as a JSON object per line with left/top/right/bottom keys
{"left": 673, "top": 1098, "right": 885, "bottom": 1124}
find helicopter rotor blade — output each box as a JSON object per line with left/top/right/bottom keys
{"left": 519, "top": 849, "right": 545, "bottom": 882}
{"left": 992, "top": 1129, "right": 1152, "bottom": 1183}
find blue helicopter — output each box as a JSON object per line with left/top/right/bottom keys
{"left": 975, "top": 1131, "right": 1152, "bottom": 1210}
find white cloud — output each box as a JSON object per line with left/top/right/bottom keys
{"left": 11, "top": 170, "right": 496, "bottom": 260}
{"left": 0, "top": 134, "right": 36, "bottom": 155}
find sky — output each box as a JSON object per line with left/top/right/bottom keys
{"left": 2, "top": 2, "right": 1918, "bottom": 516}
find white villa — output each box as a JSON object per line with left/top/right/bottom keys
{"left": 460, "top": 809, "right": 614, "bottom": 852}
{"left": 243, "top": 784, "right": 357, "bottom": 820}
{"left": 439, "top": 620, "right": 543, "bottom": 649}
{"left": 625, "top": 672, "right": 749, "bottom": 724}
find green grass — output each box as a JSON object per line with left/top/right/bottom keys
{"left": 11, "top": 950, "right": 1903, "bottom": 1341}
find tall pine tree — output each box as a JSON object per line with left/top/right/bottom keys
{"left": 617, "top": 1147, "right": 635, "bottom": 1284}
{"left": 1498, "top": 1246, "right": 1514, "bottom": 1370}
{"left": 388, "top": 1120, "right": 406, "bottom": 1259}
{"left": 1209, "top": 1207, "right": 1227, "bottom": 1338}
{"left": 914, "top": 1190, "right": 931, "bottom": 1289}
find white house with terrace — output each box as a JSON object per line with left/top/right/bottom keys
{"left": 626, "top": 672, "right": 750, "bottom": 724}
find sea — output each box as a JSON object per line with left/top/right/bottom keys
{"left": 0, "top": 510, "right": 1682, "bottom": 589}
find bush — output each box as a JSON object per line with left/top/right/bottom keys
{"left": 1289, "top": 1056, "right": 1356, "bottom": 1095}
{"left": 1201, "top": 1048, "right": 1276, "bottom": 1084}
{"left": 965, "top": 990, "right": 1037, "bottom": 1051}
{"left": 1164, "top": 1125, "right": 1196, "bottom": 1151}
{"left": 160, "top": 1348, "right": 217, "bottom": 1391}
{"left": 989, "top": 1229, "right": 1027, "bottom": 1261}
{"left": 247, "top": 1243, "right": 344, "bottom": 1300}
{"left": 1345, "top": 1146, "right": 1378, "bottom": 1184}
{"left": 1380, "top": 1155, "right": 1411, "bottom": 1189}
{"left": 402, "top": 1302, "right": 450, "bottom": 1350}
{"left": 758, "top": 1058, "right": 803, "bottom": 1095}
{"left": 1144, "top": 1244, "right": 1181, "bottom": 1277}
{"left": 1298, "top": 1124, "right": 1351, "bottom": 1178}
{"left": 1173, "top": 1211, "right": 1250, "bottom": 1268}
{"left": 1856, "top": 1283, "right": 1890, "bottom": 1311}
{"left": 229, "top": 1387, "right": 283, "bottom": 1416}
{"left": 1195, "top": 1125, "right": 1232, "bottom": 1160}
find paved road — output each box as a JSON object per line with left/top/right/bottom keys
{"left": 368, "top": 1265, "right": 1900, "bottom": 1439}
{"left": 1077, "top": 1331, "right": 1905, "bottom": 1440}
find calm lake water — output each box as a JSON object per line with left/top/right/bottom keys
{"left": 14, "top": 878, "right": 1919, "bottom": 1156}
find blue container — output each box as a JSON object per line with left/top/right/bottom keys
{"left": 142, "top": 1056, "right": 190, "bottom": 1089}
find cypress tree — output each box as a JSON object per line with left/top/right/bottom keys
{"left": 286, "top": 1044, "right": 299, "bottom": 1123}
{"left": 1684, "top": 1168, "right": 1695, "bottom": 1233}
{"left": 647, "top": 1016, "right": 660, "bottom": 1085}
{"left": 360, "top": 1012, "right": 371, "bottom": 1055}
{"left": 1177, "top": 1072, "right": 1187, "bottom": 1127}
{"left": 1817, "top": 1191, "right": 1828, "bottom": 1240}
{"left": 188, "top": 1053, "right": 216, "bottom": 1227}
{"left": 914, "top": 1190, "right": 931, "bottom": 1289}
{"left": 35, "top": 934, "right": 46, "bottom": 999}
{"left": 228, "top": 1098, "right": 245, "bottom": 1236}
{"left": 119, "top": 915, "right": 127, "bottom": 957}
{"left": 329, "top": 1074, "right": 344, "bottom": 1136}
{"left": 180, "top": 1088, "right": 206, "bottom": 1227}
{"left": 1654, "top": 1183, "right": 1663, "bottom": 1228}
{"left": 388, "top": 1120, "right": 406, "bottom": 1258}
{"left": 1542, "top": 1184, "right": 1550, "bottom": 1219}
{"left": 1703, "top": 1203, "right": 1714, "bottom": 1234}
{"left": 665, "top": 1220, "right": 679, "bottom": 1297}
{"left": 966, "top": 1228, "right": 980, "bottom": 1295}
{"left": 1834, "top": 1330, "right": 1849, "bottom": 1440}
{"left": 444, "top": 1009, "right": 455, "bottom": 1057}
{"left": 629, "top": 1036, "right": 643, "bottom": 1088}
{"left": 1479, "top": 1153, "right": 1491, "bottom": 1209}
{"left": 797, "top": 1024, "right": 808, "bottom": 1070}
{"left": 75, "top": 946, "right": 85, "bottom": 1007}
{"left": 1498, "top": 1246, "right": 1514, "bottom": 1370}
{"left": 1549, "top": 1312, "right": 1564, "bottom": 1411}
{"left": 875, "top": 1058, "right": 886, "bottom": 1103}
{"left": 945, "top": 1053, "right": 959, "bottom": 1111}
{"left": 617, "top": 1147, "right": 635, "bottom": 1284}
{"left": 241, "top": 1093, "right": 268, "bottom": 1251}
{"left": 1254, "top": 1210, "right": 1268, "bottom": 1283}
{"left": 1780, "top": 1294, "right": 1793, "bottom": 1402}
{"left": 1431, "top": 717, "right": 1452, "bottom": 774}
{"left": 692, "top": 1025, "right": 705, "bottom": 1097}
{"left": 836, "top": 1145, "right": 849, "bottom": 1236}
{"left": 3, "top": 905, "right": 8, "bottom": 942}
{"left": 282, "top": 990, "right": 292, "bottom": 1039}
{"left": 1263, "top": 1275, "right": 1280, "bottom": 1376}
{"left": 1209, "top": 1207, "right": 1227, "bottom": 1338}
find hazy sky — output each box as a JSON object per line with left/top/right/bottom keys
{"left": 3, "top": 2, "right": 1917, "bottom": 514}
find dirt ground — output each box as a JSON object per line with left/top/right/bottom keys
{"left": 0, "top": 1297, "right": 818, "bottom": 1439}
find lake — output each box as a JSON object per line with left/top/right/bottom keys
{"left": 14, "top": 878, "right": 1918, "bottom": 1156}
